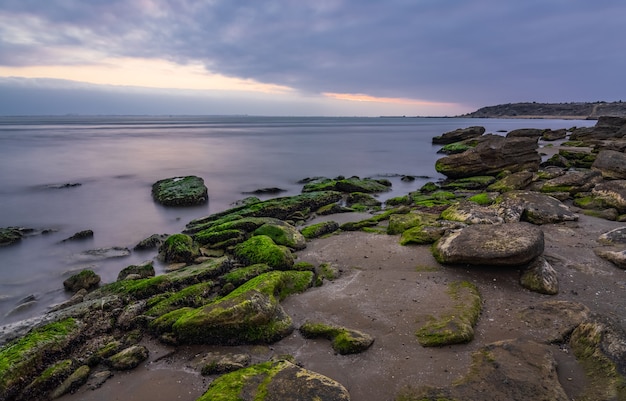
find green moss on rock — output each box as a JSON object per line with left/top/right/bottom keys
{"left": 416, "top": 281, "right": 482, "bottom": 347}
{"left": 151, "top": 175, "right": 208, "bottom": 206}
{"left": 159, "top": 233, "right": 199, "bottom": 263}
{"left": 234, "top": 235, "right": 294, "bottom": 270}
{"left": 300, "top": 221, "right": 340, "bottom": 239}
{"left": 300, "top": 321, "right": 374, "bottom": 354}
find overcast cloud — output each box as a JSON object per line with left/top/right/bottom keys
{"left": 0, "top": 0, "right": 624, "bottom": 115}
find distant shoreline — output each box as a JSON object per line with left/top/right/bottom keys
{"left": 461, "top": 101, "right": 626, "bottom": 120}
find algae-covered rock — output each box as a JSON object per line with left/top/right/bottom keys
{"left": 416, "top": 281, "right": 481, "bottom": 347}
{"left": 300, "top": 221, "right": 340, "bottom": 239}
{"left": 402, "top": 338, "right": 570, "bottom": 401}
{"left": 234, "top": 235, "right": 294, "bottom": 270}
{"left": 151, "top": 175, "right": 208, "bottom": 206}
{"left": 117, "top": 260, "right": 155, "bottom": 281}
{"left": 496, "top": 190, "right": 578, "bottom": 224}
{"left": 20, "top": 359, "right": 76, "bottom": 400}
{"left": 592, "top": 180, "right": 626, "bottom": 213}
{"left": 158, "top": 233, "right": 199, "bottom": 263}
{"left": 519, "top": 256, "right": 559, "bottom": 295}
{"left": 433, "top": 222, "right": 544, "bottom": 266}
{"left": 569, "top": 318, "right": 626, "bottom": 401}
{"left": 197, "top": 359, "right": 350, "bottom": 401}
{"left": 253, "top": 220, "right": 306, "bottom": 250}
{"left": 346, "top": 192, "right": 382, "bottom": 207}
{"left": 0, "top": 227, "right": 24, "bottom": 246}
{"left": 300, "top": 322, "right": 374, "bottom": 354}
{"left": 440, "top": 200, "right": 503, "bottom": 225}
{"left": 432, "top": 126, "right": 485, "bottom": 145}
{"left": 49, "top": 364, "right": 90, "bottom": 399}
{"left": 63, "top": 269, "right": 101, "bottom": 293}
{"left": 387, "top": 211, "right": 438, "bottom": 235}
{"left": 400, "top": 225, "right": 447, "bottom": 245}
{"left": 106, "top": 345, "right": 149, "bottom": 370}
{"left": 0, "top": 318, "right": 82, "bottom": 400}
{"left": 487, "top": 170, "right": 534, "bottom": 192}
{"left": 171, "top": 271, "right": 313, "bottom": 345}
{"left": 302, "top": 177, "right": 390, "bottom": 194}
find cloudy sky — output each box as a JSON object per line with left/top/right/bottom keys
{"left": 0, "top": 0, "right": 624, "bottom": 116}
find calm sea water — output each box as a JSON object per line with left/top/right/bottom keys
{"left": 0, "top": 115, "right": 594, "bottom": 324}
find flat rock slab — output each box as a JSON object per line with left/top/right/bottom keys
{"left": 433, "top": 222, "right": 544, "bottom": 266}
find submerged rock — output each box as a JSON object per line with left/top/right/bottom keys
{"left": 63, "top": 269, "right": 101, "bottom": 293}
{"left": 0, "top": 227, "right": 26, "bottom": 246}
{"left": 152, "top": 176, "right": 208, "bottom": 206}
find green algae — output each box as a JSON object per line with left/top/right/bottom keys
{"left": 0, "top": 318, "right": 81, "bottom": 397}
{"left": 151, "top": 176, "right": 208, "bottom": 206}
{"left": 299, "top": 322, "right": 374, "bottom": 354}
{"left": 234, "top": 235, "right": 294, "bottom": 270}
{"left": 467, "top": 193, "right": 495, "bottom": 206}
{"left": 160, "top": 233, "right": 199, "bottom": 263}
{"left": 416, "top": 281, "right": 482, "bottom": 347}
{"left": 300, "top": 221, "right": 339, "bottom": 239}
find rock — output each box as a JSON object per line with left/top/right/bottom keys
{"left": 496, "top": 190, "right": 578, "bottom": 224}
{"left": 170, "top": 271, "right": 313, "bottom": 345}
{"left": 432, "top": 126, "right": 485, "bottom": 145}
{"left": 76, "top": 247, "right": 131, "bottom": 261}
{"left": 346, "top": 192, "right": 381, "bottom": 207}
{"left": 63, "top": 269, "right": 101, "bottom": 293}
{"left": 0, "top": 227, "right": 25, "bottom": 246}
{"left": 134, "top": 233, "right": 168, "bottom": 250}
{"left": 405, "top": 339, "right": 570, "bottom": 401}
{"left": 117, "top": 261, "right": 156, "bottom": 281}
{"left": 435, "top": 135, "right": 541, "bottom": 179}
{"left": 519, "top": 300, "right": 590, "bottom": 343}
{"left": 49, "top": 365, "right": 90, "bottom": 399}
{"left": 302, "top": 177, "right": 390, "bottom": 194}
{"left": 49, "top": 289, "right": 88, "bottom": 312}
{"left": 598, "top": 227, "right": 626, "bottom": 245}
{"left": 387, "top": 211, "right": 439, "bottom": 235}
{"left": 433, "top": 222, "right": 544, "bottom": 266}
{"left": 594, "top": 249, "right": 626, "bottom": 269}
{"left": 416, "top": 281, "right": 482, "bottom": 347}
{"left": 541, "top": 128, "right": 567, "bottom": 141}
{"left": 300, "top": 221, "right": 340, "bottom": 239}
{"left": 106, "top": 345, "right": 149, "bottom": 370}
{"left": 520, "top": 256, "right": 559, "bottom": 295}
{"left": 234, "top": 235, "right": 294, "bottom": 270}
{"left": 440, "top": 200, "right": 503, "bottom": 224}
{"left": 569, "top": 316, "right": 626, "bottom": 400}
{"left": 592, "top": 180, "right": 626, "bottom": 213}
{"left": 506, "top": 128, "right": 543, "bottom": 139}
{"left": 487, "top": 170, "right": 535, "bottom": 192}
{"left": 242, "top": 187, "right": 286, "bottom": 195}
{"left": 151, "top": 176, "right": 208, "bottom": 206}
{"left": 399, "top": 224, "right": 447, "bottom": 245}
{"left": 570, "top": 116, "right": 626, "bottom": 141}
{"left": 21, "top": 359, "right": 76, "bottom": 399}
{"left": 62, "top": 230, "right": 94, "bottom": 242}
{"left": 592, "top": 149, "right": 626, "bottom": 179}
{"left": 540, "top": 169, "right": 602, "bottom": 195}
{"left": 299, "top": 322, "right": 374, "bottom": 354}
{"left": 253, "top": 220, "right": 307, "bottom": 250}
{"left": 197, "top": 359, "right": 350, "bottom": 401}
{"left": 158, "top": 234, "right": 199, "bottom": 263}
{"left": 194, "top": 352, "right": 251, "bottom": 375}
{"left": 0, "top": 318, "right": 83, "bottom": 401}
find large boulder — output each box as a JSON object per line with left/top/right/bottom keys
{"left": 197, "top": 359, "right": 350, "bottom": 401}
{"left": 433, "top": 222, "right": 544, "bottom": 266}
{"left": 496, "top": 190, "right": 579, "bottom": 224}
{"left": 506, "top": 128, "right": 543, "bottom": 139}
{"left": 539, "top": 169, "right": 602, "bottom": 195}
{"left": 592, "top": 180, "right": 626, "bottom": 213}
{"left": 432, "top": 126, "right": 485, "bottom": 145}
{"left": 435, "top": 135, "right": 541, "bottom": 179}
{"left": 234, "top": 235, "right": 294, "bottom": 270}
{"left": 152, "top": 176, "right": 208, "bottom": 206}
{"left": 170, "top": 271, "right": 313, "bottom": 344}
{"left": 63, "top": 269, "right": 101, "bottom": 293}
{"left": 592, "top": 150, "right": 626, "bottom": 179}
{"left": 570, "top": 116, "right": 626, "bottom": 141}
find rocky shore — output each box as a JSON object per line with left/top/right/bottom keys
{"left": 2, "top": 117, "right": 626, "bottom": 401}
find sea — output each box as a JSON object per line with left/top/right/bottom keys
{"left": 0, "top": 115, "right": 595, "bottom": 325}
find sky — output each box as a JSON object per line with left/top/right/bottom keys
{"left": 0, "top": 0, "right": 624, "bottom": 117}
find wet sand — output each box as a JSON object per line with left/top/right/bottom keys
{"left": 60, "top": 212, "right": 626, "bottom": 401}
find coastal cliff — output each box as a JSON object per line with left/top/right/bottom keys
{"left": 463, "top": 101, "right": 626, "bottom": 119}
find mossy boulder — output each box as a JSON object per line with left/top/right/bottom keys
{"left": 387, "top": 212, "right": 439, "bottom": 235}
{"left": 253, "top": 220, "right": 306, "bottom": 250}
{"left": 117, "top": 260, "right": 155, "bottom": 281}
{"left": 234, "top": 235, "right": 294, "bottom": 270}
{"left": 151, "top": 175, "right": 208, "bottom": 206}
{"left": 198, "top": 359, "right": 350, "bottom": 401}
{"left": 20, "top": 359, "right": 76, "bottom": 400}
{"left": 158, "top": 234, "right": 199, "bottom": 263}
{"left": 0, "top": 227, "right": 24, "bottom": 246}
{"left": 400, "top": 225, "right": 447, "bottom": 245}
{"left": 558, "top": 149, "right": 597, "bottom": 168}
{"left": 302, "top": 177, "right": 390, "bottom": 194}
{"left": 440, "top": 201, "right": 503, "bottom": 225}
{"left": 0, "top": 318, "right": 83, "bottom": 400}
{"left": 48, "top": 364, "right": 90, "bottom": 399}
{"left": 496, "top": 190, "right": 579, "bottom": 225}
{"left": 591, "top": 180, "right": 626, "bottom": 213}
{"left": 410, "top": 191, "right": 458, "bottom": 208}
{"left": 487, "top": 170, "right": 534, "bottom": 192}
{"left": 106, "top": 345, "right": 149, "bottom": 370}
{"left": 185, "top": 191, "right": 343, "bottom": 234}
{"left": 437, "top": 139, "right": 479, "bottom": 154}
{"left": 171, "top": 271, "right": 314, "bottom": 344}
{"left": 346, "top": 192, "right": 382, "bottom": 207}
{"left": 300, "top": 221, "right": 340, "bottom": 239}
{"left": 145, "top": 281, "right": 217, "bottom": 318}
{"left": 440, "top": 175, "right": 496, "bottom": 190}
{"left": 63, "top": 269, "right": 101, "bottom": 293}
{"left": 416, "top": 281, "right": 482, "bottom": 347}
{"left": 433, "top": 222, "right": 544, "bottom": 266}
{"left": 300, "top": 322, "right": 374, "bottom": 354}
